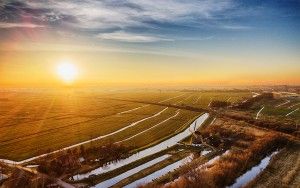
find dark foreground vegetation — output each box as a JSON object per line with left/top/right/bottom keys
{"left": 210, "top": 100, "right": 231, "bottom": 108}
{"left": 37, "top": 142, "right": 131, "bottom": 178}
{"left": 140, "top": 116, "right": 293, "bottom": 188}
{"left": 0, "top": 162, "right": 56, "bottom": 188}
{"left": 180, "top": 132, "right": 288, "bottom": 187}
{"left": 234, "top": 93, "right": 273, "bottom": 109}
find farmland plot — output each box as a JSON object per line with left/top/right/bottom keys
{"left": 0, "top": 90, "right": 188, "bottom": 161}
{"left": 0, "top": 105, "right": 167, "bottom": 160}
{"left": 157, "top": 91, "right": 251, "bottom": 109}
{"left": 108, "top": 91, "right": 185, "bottom": 103}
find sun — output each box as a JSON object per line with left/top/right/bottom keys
{"left": 56, "top": 62, "right": 78, "bottom": 84}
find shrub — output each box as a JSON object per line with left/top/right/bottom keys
{"left": 210, "top": 100, "right": 231, "bottom": 108}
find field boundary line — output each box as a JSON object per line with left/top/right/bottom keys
{"left": 117, "top": 110, "right": 180, "bottom": 143}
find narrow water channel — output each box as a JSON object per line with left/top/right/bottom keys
{"left": 229, "top": 151, "right": 278, "bottom": 188}
{"left": 72, "top": 113, "right": 209, "bottom": 180}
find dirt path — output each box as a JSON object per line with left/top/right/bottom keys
{"left": 246, "top": 144, "right": 300, "bottom": 188}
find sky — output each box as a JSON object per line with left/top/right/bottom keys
{"left": 0, "top": 0, "right": 299, "bottom": 87}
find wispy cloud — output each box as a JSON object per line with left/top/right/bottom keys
{"left": 177, "top": 36, "right": 214, "bottom": 41}
{"left": 221, "top": 25, "right": 252, "bottom": 30}
{"left": 0, "top": 22, "right": 44, "bottom": 28}
{"left": 25, "top": 0, "right": 235, "bottom": 28}
{"left": 0, "top": 0, "right": 239, "bottom": 42}
{"left": 0, "top": 0, "right": 263, "bottom": 44}
{"left": 97, "top": 31, "right": 173, "bottom": 42}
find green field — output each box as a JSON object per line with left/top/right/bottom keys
{"left": 0, "top": 89, "right": 251, "bottom": 161}
{"left": 245, "top": 95, "right": 300, "bottom": 121}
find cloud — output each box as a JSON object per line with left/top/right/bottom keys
{"left": 221, "top": 25, "right": 252, "bottom": 30}
{"left": 1, "top": 0, "right": 236, "bottom": 30}
{"left": 97, "top": 31, "right": 173, "bottom": 42}
{"left": 0, "top": 22, "right": 44, "bottom": 28}
{"left": 0, "top": 0, "right": 255, "bottom": 43}
{"left": 177, "top": 36, "right": 214, "bottom": 41}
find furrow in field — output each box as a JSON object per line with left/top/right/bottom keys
{"left": 174, "top": 95, "right": 191, "bottom": 105}
{"left": 0, "top": 104, "right": 166, "bottom": 145}
{"left": 117, "top": 105, "right": 149, "bottom": 115}
{"left": 210, "top": 117, "right": 216, "bottom": 125}
{"left": 0, "top": 107, "right": 168, "bottom": 164}
{"left": 288, "top": 102, "right": 300, "bottom": 109}
{"left": 158, "top": 94, "right": 185, "bottom": 103}
{"left": 194, "top": 96, "right": 201, "bottom": 104}
{"left": 255, "top": 106, "right": 264, "bottom": 119}
{"left": 286, "top": 108, "right": 299, "bottom": 116}
{"left": 0, "top": 117, "right": 95, "bottom": 144}
{"left": 276, "top": 100, "right": 290, "bottom": 107}
{"left": 208, "top": 98, "right": 213, "bottom": 107}
{"left": 0, "top": 114, "right": 73, "bottom": 128}
{"left": 116, "top": 110, "right": 180, "bottom": 143}
{"left": 0, "top": 104, "right": 151, "bottom": 142}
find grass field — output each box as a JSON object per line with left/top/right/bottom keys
{"left": 233, "top": 94, "right": 300, "bottom": 124}
{"left": 251, "top": 97, "right": 300, "bottom": 120}
{"left": 0, "top": 89, "right": 253, "bottom": 161}
{"left": 120, "top": 90, "right": 252, "bottom": 108}
{"left": 0, "top": 90, "right": 188, "bottom": 160}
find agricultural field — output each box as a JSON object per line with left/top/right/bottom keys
{"left": 1, "top": 89, "right": 299, "bottom": 188}
{"left": 0, "top": 89, "right": 251, "bottom": 161}
{"left": 114, "top": 90, "right": 252, "bottom": 109}
{"left": 0, "top": 90, "right": 190, "bottom": 160}
{"left": 237, "top": 92, "right": 299, "bottom": 121}
{"left": 1, "top": 1, "right": 299, "bottom": 187}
